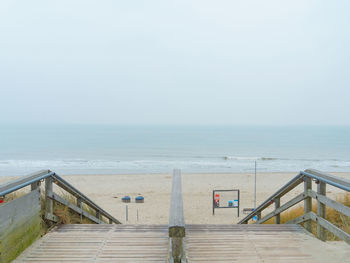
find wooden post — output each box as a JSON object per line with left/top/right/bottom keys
{"left": 274, "top": 197, "right": 280, "bottom": 224}
{"left": 96, "top": 210, "right": 101, "bottom": 223}
{"left": 31, "top": 181, "right": 40, "bottom": 191}
{"left": 45, "top": 177, "right": 54, "bottom": 221}
{"left": 257, "top": 212, "right": 261, "bottom": 221}
{"left": 317, "top": 181, "right": 326, "bottom": 241}
{"left": 77, "top": 197, "right": 83, "bottom": 222}
{"left": 304, "top": 177, "right": 312, "bottom": 233}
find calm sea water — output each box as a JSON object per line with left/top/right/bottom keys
{"left": 0, "top": 124, "right": 350, "bottom": 176}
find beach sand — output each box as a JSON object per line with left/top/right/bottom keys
{"left": 1, "top": 172, "right": 349, "bottom": 225}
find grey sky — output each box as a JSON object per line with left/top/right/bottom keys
{"left": 0, "top": 1, "right": 349, "bottom": 125}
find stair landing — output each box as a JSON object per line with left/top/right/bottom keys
{"left": 185, "top": 224, "right": 350, "bottom": 263}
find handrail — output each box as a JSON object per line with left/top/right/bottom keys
{"left": 0, "top": 170, "right": 121, "bottom": 224}
{"left": 301, "top": 169, "right": 350, "bottom": 192}
{"left": 237, "top": 173, "right": 304, "bottom": 224}
{"left": 238, "top": 169, "right": 350, "bottom": 245}
{"left": 168, "top": 169, "right": 186, "bottom": 263}
{"left": 50, "top": 173, "right": 120, "bottom": 223}
{"left": 0, "top": 170, "right": 55, "bottom": 196}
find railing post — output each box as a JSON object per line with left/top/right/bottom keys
{"left": 31, "top": 181, "right": 41, "bottom": 191}
{"left": 77, "top": 197, "right": 83, "bottom": 222}
{"left": 257, "top": 212, "right": 261, "bottom": 221}
{"left": 304, "top": 177, "right": 312, "bottom": 233}
{"left": 317, "top": 181, "right": 326, "bottom": 241}
{"left": 96, "top": 210, "right": 101, "bottom": 223}
{"left": 45, "top": 177, "right": 55, "bottom": 221}
{"left": 274, "top": 197, "right": 280, "bottom": 224}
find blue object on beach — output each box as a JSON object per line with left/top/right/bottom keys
{"left": 252, "top": 208, "right": 258, "bottom": 221}
{"left": 228, "top": 200, "right": 233, "bottom": 207}
{"left": 122, "top": 196, "right": 131, "bottom": 203}
{"left": 135, "top": 196, "right": 144, "bottom": 203}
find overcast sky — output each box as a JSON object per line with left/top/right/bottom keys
{"left": 0, "top": 1, "right": 349, "bottom": 125}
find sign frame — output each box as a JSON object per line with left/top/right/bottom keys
{"left": 212, "top": 189, "right": 240, "bottom": 217}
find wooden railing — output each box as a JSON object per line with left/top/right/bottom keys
{"left": 238, "top": 169, "right": 350, "bottom": 244}
{"left": 0, "top": 170, "right": 121, "bottom": 224}
{"left": 168, "top": 169, "right": 186, "bottom": 263}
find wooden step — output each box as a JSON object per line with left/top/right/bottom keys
{"left": 14, "top": 224, "right": 169, "bottom": 263}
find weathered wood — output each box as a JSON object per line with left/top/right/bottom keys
{"left": 31, "top": 181, "right": 41, "bottom": 191}
{"left": 0, "top": 189, "right": 41, "bottom": 263}
{"left": 52, "top": 174, "right": 121, "bottom": 224}
{"left": 0, "top": 170, "right": 52, "bottom": 196}
{"left": 169, "top": 169, "right": 185, "bottom": 231}
{"left": 169, "top": 169, "right": 185, "bottom": 263}
{"left": 257, "top": 211, "right": 261, "bottom": 221}
{"left": 77, "top": 197, "right": 83, "bottom": 222}
{"left": 304, "top": 169, "right": 350, "bottom": 192}
{"left": 317, "top": 181, "right": 326, "bottom": 241}
{"left": 257, "top": 193, "right": 306, "bottom": 224}
{"left": 308, "top": 190, "right": 350, "bottom": 217}
{"left": 45, "top": 177, "right": 54, "bottom": 222}
{"left": 238, "top": 174, "right": 304, "bottom": 224}
{"left": 0, "top": 170, "right": 121, "bottom": 225}
{"left": 48, "top": 192, "right": 103, "bottom": 224}
{"left": 309, "top": 212, "right": 350, "bottom": 245}
{"left": 96, "top": 210, "right": 101, "bottom": 224}
{"left": 286, "top": 212, "right": 312, "bottom": 225}
{"left": 274, "top": 197, "right": 280, "bottom": 224}
{"left": 304, "top": 177, "right": 312, "bottom": 233}
{"left": 185, "top": 224, "right": 348, "bottom": 263}
{"left": 14, "top": 225, "right": 169, "bottom": 262}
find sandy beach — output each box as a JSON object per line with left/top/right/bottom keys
{"left": 1, "top": 171, "right": 349, "bottom": 225}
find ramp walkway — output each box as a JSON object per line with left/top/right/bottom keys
{"left": 185, "top": 224, "right": 349, "bottom": 263}
{"left": 15, "top": 224, "right": 350, "bottom": 263}
{"left": 15, "top": 224, "right": 169, "bottom": 263}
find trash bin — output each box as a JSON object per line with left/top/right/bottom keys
{"left": 122, "top": 196, "right": 131, "bottom": 203}
{"left": 135, "top": 196, "right": 144, "bottom": 203}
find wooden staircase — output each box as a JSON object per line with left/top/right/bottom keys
{"left": 15, "top": 224, "right": 169, "bottom": 263}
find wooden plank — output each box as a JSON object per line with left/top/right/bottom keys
{"left": 308, "top": 190, "right": 350, "bottom": 217}
{"left": 0, "top": 189, "right": 41, "bottom": 263}
{"left": 185, "top": 224, "right": 350, "bottom": 263}
{"left": 257, "top": 193, "right": 306, "bottom": 224}
{"left": 169, "top": 169, "right": 185, "bottom": 234}
{"left": 309, "top": 212, "right": 350, "bottom": 245}
{"left": 45, "top": 177, "right": 54, "bottom": 222}
{"left": 304, "top": 169, "right": 350, "bottom": 191}
{"left": 274, "top": 197, "right": 280, "bottom": 224}
{"left": 169, "top": 169, "right": 185, "bottom": 263}
{"left": 52, "top": 174, "right": 121, "bottom": 224}
{"left": 286, "top": 212, "right": 312, "bottom": 225}
{"left": 238, "top": 174, "right": 304, "bottom": 224}
{"left": 0, "top": 170, "right": 51, "bottom": 196}
{"left": 49, "top": 192, "right": 102, "bottom": 224}
{"left": 317, "top": 182, "right": 326, "bottom": 241}
{"left": 304, "top": 177, "right": 312, "bottom": 233}
{"left": 15, "top": 225, "right": 169, "bottom": 262}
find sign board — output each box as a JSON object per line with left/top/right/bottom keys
{"left": 212, "top": 189, "right": 240, "bottom": 217}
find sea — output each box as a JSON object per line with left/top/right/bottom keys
{"left": 0, "top": 124, "right": 350, "bottom": 176}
